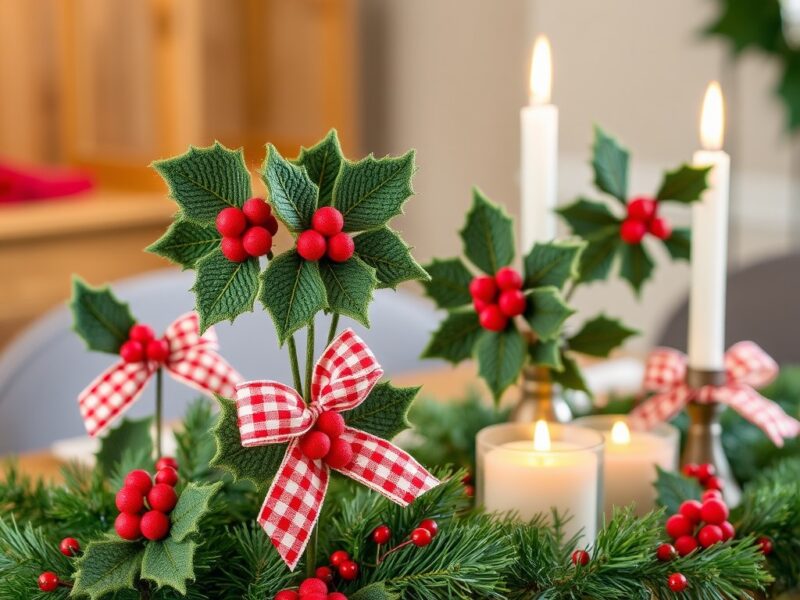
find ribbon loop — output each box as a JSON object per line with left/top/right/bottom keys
{"left": 312, "top": 329, "right": 383, "bottom": 411}
{"left": 236, "top": 381, "right": 313, "bottom": 446}
{"left": 725, "top": 341, "right": 778, "bottom": 388}
{"left": 643, "top": 348, "right": 687, "bottom": 392}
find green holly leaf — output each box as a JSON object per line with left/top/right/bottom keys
{"left": 556, "top": 198, "right": 620, "bottom": 240}
{"left": 592, "top": 126, "right": 629, "bottom": 203}
{"left": 141, "top": 538, "right": 197, "bottom": 595}
{"left": 193, "top": 251, "right": 260, "bottom": 332}
{"left": 619, "top": 242, "right": 655, "bottom": 295}
{"left": 551, "top": 353, "right": 590, "bottom": 395}
{"left": 526, "top": 287, "right": 575, "bottom": 341}
{"left": 152, "top": 142, "right": 251, "bottom": 224}
{"left": 354, "top": 227, "right": 429, "bottom": 289}
{"left": 459, "top": 188, "right": 515, "bottom": 275}
{"left": 146, "top": 219, "right": 220, "bottom": 269}
{"left": 71, "top": 539, "right": 143, "bottom": 600}
{"left": 351, "top": 583, "right": 400, "bottom": 600}
{"left": 530, "top": 339, "right": 563, "bottom": 372}
{"left": 778, "top": 57, "right": 800, "bottom": 131}
{"left": 664, "top": 227, "right": 691, "bottom": 261}
{"left": 655, "top": 466, "right": 703, "bottom": 514}
{"left": 704, "top": 0, "right": 783, "bottom": 54}
{"left": 294, "top": 129, "right": 343, "bottom": 206}
{"left": 333, "top": 151, "right": 415, "bottom": 232}
{"left": 421, "top": 258, "right": 474, "bottom": 309}
{"left": 577, "top": 233, "right": 620, "bottom": 283}
{"left": 96, "top": 417, "right": 153, "bottom": 475}
{"left": 211, "top": 396, "right": 288, "bottom": 484}
{"left": 70, "top": 277, "right": 137, "bottom": 354}
{"left": 343, "top": 381, "right": 419, "bottom": 440}
{"left": 259, "top": 250, "right": 327, "bottom": 344}
{"left": 262, "top": 144, "right": 318, "bottom": 232}
{"left": 567, "top": 314, "right": 638, "bottom": 358}
{"left": 476, "top": 326, "right": 526, "bottom": 402}
{"left": 523, "top": 240, "right": 584, "bottom": 291}
{"left": 421, "top": 309, "right": 483, "bottom": 363}
{"left": 319, "top": 256, "right": 377, "bottom": 327}
{"left": 656, "top": 164, "right": 711, "bottom": 203}
{"left": 169, "top": 481, "right": 223, "bottom": 542}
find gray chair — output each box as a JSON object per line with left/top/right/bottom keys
{"left": 0, "top": 269, "right": 441, "bottom": 453}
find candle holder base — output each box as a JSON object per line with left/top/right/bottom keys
{"left": 511, "top": 365, "right": 572, "bottom": 423}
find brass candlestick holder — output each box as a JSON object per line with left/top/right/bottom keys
{"left": 511, "top": 364, "right": 572, "bottom": 423}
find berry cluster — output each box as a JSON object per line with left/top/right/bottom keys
{"left": 298, "top": 411, "right": 353, "bottom": 469}
{"left": 662, "top": 494, "right": 732, "bottom": 557}
{"left": 620, "top": 196, "right": 672, "bottom": 244}
{"left": 114, "top": 457, "right": 180, "bottom": 542}
{"left": 274, "top": 575, "right": 348, "bottom": 600}
{"left": 216, "top": 198, "right": 278, "bottom": 262}
{"left": 469, "top": 267, "right": 527, "bottom": 332}
{"left": 36, "top": 537, "right": 82, "bottom": 592}
{"left": 296, "top": 207, "right": 354, "bottom": 263}
{"left": 119, "top": 324, "right": 169, "bottom": 364}
{"left": 681, "top": 462, "right": 724, "bottom": 493}
{"left": 374, "top": 518, "right": 438, "bottom": 564}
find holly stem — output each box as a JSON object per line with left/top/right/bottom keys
{"left": 304, "top": 319, "right": 315, "bottom": 403}
{"left": 377, "top": 539, "right": 414, "bottom": 564}
{"left": 155, "top": 368, "right": 163, "bottom": 460}
{"left": 287, "top": 336, "right": 303, "bottom": 398}
{"left": 564, "top": 279, "right": 578, "bottom": 303}
{"left": 306, "top": 525, "right": 319, "bottom": 578}
{"left": 327, "top": 313, "right": 340, "bottom": 345}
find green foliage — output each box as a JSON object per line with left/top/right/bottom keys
{"left": 592, "top": 126, "right": 629, "bottom": 203}
{"left": 261, "top": 144, "right": 318, "bottom": 232}
{"left": 574, "top": 231, "right": 619, "bottom": 283}
{"left": 169, "top": 482, "right": 223, "bottom": 543}
{"left": 551, "top": 354, "right": 591, "bottom": 395}
{"left": 319, "top": 256, "right": 377, "bottom": 327}
{"left": 556, "top": 198, "right": 620, "bottom": 240}
{"left": 618, "top": 242, "right": 655, "bottom": 296}
{"left": 459, "top": 188, "right": 515, "bottom": 275}
{"left": 664, "top": 227, "right": 692, "bottom": 261}
{"left": 420, "top": 258, "right": 474, "bottom": 309}
{"left": 146, "top": 220, "right": 220, "bottom": 270}
{"left": 354, "top": 227, "right": 429, "bottom": 289}
{"left": 95, "top": 417, "right": 153, "bottom": 476}
{"left": 0, "top": 518, "right": 72, "bottom": 599}
{"left": 193, "top": 251, "right": 260, "bottom": 332}
{"left": 421, "top": 309, "right": 483, "bottom": 364}
{"left": 141, "top": 538, "right": 197, "bottom": 595}
{"left": 526, "top": 287, "right": 575, "bottom": 341}
{"left": 656, "top": 165, "right": 711, "bottom": 203}
{"left": 530, "top": 339, "right": 564, "bottom": 371}
{"left": 567, "top": 315, "right": 637, "bottom": 358}
{"left": 72, "top": 538, "right": 144, "bottom": 599}
{"left": 343, "top": 382, "right": 419, "bottom": 440}
{"left": 476, "top": 327, "right": 527, "bottom": 402}
{"left": 654, "top": 467, "right": 703, "bottom": 514}
{"left": 293, "top": 129, "right": 344, "bottom": 206}
{"left": 523, "top": 240, "right": 584, "bottom": 291}
{"left": 70, "top": 277, "right": 136, "bottom": 354}
{"left": 175, "top": 398, "right": 219, "bottom": 482}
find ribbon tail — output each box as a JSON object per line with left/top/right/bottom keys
{"left": 336, "top": 427, "right": 439, "bottom": 506}
{"left": 258, "top": 440, "right": 329, "bottom": 571}
{"left": 720, "top": 385, "right": 800, "bottom": 448}
{"left": 166, "top": 347, "right": 242, "bottom": 399}
{"left": 78, "top": 361, "right": 154, "bottom": 437}
{"left": 629, "top": 385, "right": 693, "bottom": 431}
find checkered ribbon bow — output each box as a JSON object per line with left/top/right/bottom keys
{"left": 235, "top": 328, "right": 439, "bottom": 570}
{"left": 630, "top": 341, "right": 800, "bottom": 446}
{"left": 79, "top": 312, "right": 241, "bottom": 437}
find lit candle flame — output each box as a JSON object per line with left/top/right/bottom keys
{"left": 610, "top": 420, "right": 631, "bottom": 445}
{"left": 533, "top": 419, "right": 551, "bottom": 451}
{"left": 700, "top": 81, "right": 725, "bottom": 151}
{"left": 529, "top": 35, "right": 552, "bottom": 105}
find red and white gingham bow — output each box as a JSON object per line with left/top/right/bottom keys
{"left": 79, "top": 312, "right": 241, "bottom": 437}
{"left": 235, "top": 329, "right": 439, "bottom": 570}
{"left": 630, "top": 341, "right": 800, "bottom": 446}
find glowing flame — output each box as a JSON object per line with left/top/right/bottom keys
{"left": 533, "top": 419, "right": 551, "bottom": 451}
{"left": 700, "top": 81, "right": 725, "bottom": 151}
{"left": 610, "top": 420, "right": 631, "bottom": 445}
{"left": 529, "top": 35, "right": 552, "bottom": 105}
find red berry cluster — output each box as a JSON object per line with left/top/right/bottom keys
{"left": 36, "top": 538, "right": 82, "bottom": 592}
{"left": 114, "top": 457, "right": 180, "bottom": 542}
{"left": 274, "top": 575, "right": 348, "bottom": 600}
{"left": 119, "top": 324, "right": 170, "bottom": 364}
{"left": 217, "top": 198, "right": 278, "bottom": 262}
{"left": 374, "top": 518, "right": 438, "bottom": 565}
{"left": 298, "top": 411, "right": 353, "bottom": 468}
{"left": 662, "top": 495, "right": 732, "bottom": 557}
{"left": 682, "top": 462, "right": 724, "bottom": 493}
{"left": 296, "top": 207, "right": 354, "bottom": 263}
{"left": 620, "top": 196, "right": 671, "bottom": 244}
{"left": 469, "top": 267, "right": 527, "bottom": 332}
{"left": 462, "top": 472, "right": 475, "bottom": 498}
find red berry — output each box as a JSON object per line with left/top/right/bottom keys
{"left": 701, "top": 489, "right": 722, "bottom": 502}
{"left": 668, "top": 572, "right": 688, "bottom": 593}
{"left": 329, "top": 550, "right": 350, "bottom": 567}
{"left": 315, "top": 565, "right": 334, "bottom": 584}
{"left": 473, "top": 297, "right": 489, "bottom": 313}
{"left": 720, "top": 521, "right": 735, "bottom": 541}
{"left": 297, "top": 230, "right": 327, "bottom": 261}
{"left": 129, "top": 324, "right": 155, "bottom": 344}
{"left": 324, "top": 439, "right": 354, "bottom": 469}
{"left": 679, "top": 500, "right": 703, "bottom": 523}
{"left": 300, "top": 431, "right": 331, "bottom": 460}
{"left": 38, "top": 571, "right": 59, "bottom": 592}
{"left": 674, "top": 535, "right": 698, "bottom": 556}
{"left": 338, "top": 560, "right": 359, "bottom": 580}
{"left": 146, "top": 338, "right": 170, "bottom": 363}
{"left": 242, "top": 198, "right": 271, "bottom": 226}
{"left": 705, "top": 476, "right": 724, "bottom": 491}
{"left": 316, "top": 411, "right": 345, "bottom": 440}
{"left": 155, "top": 456, "right": 178, "bottom": 471}
{"left": 479, "top": 305, "right": 508, "bottom": 332}
{"left": 700, "top": 499, "right": 729, "bottom": 525}
{"left": 274, "top": 591, "right": 298, "bottom": 600}
{"left": 469, "top": 276, "right": 498, "bottom": 302}
{"left": 495, "top": 266, "right": 523, "bottom": 290}
{"left": 419, "top": 519, "right": 438, "bottom": 537}
{"left": 698, "top": 524, "right": 723, "bottom": 548}
{"left": 627, "top": 196, "right": 657, "bottom": 221}
{"left": 498, "top": 289, "right": 527, "bottom": 317}
{"left": 571, "top": 549, "right": 590, "bottom": 566}
{"left": 620, "top": 218, "right": 647, "bottom": 244}
{"left": 665, "top": 514, "right": 694, "bottom": 540}
{"left": 124, "top": 470, "right": 152, "bottom": 495}
{"left": 140, "top": 510, "right": 170, "bottom": 541}
{"left": 120, "top": 340, "right": 145, "bottom": 363}
{"left": 221, "top": 237, "right": 248, "bottom": 262}
{"left": 299, "top": 577, "right": 328, "bottom": 596}
{"left": 681, "top": 463, "right": 699, "bottom": 478}
{"left": 242, "top": 226, "right": 273, "bottom": 257}
{"left": 114, "top": 512, "right": 142, "bottom": 540}
{"left": 696, "top": 463, "right": 716, "bottom": 484}
{"left": 411, "top": 527, "right": 432, "bottom": 547}
{"left": 327, "top": 232, "right": 355, "bottom": 262}
{"left": 60, "top": 537, "right": 80, "bottom": 557}
{"left": 372, "top": 525, "right": 391, "bottom": 544}
{"left": 156, "top": 466, "right": 179, "bottom": 487}
{"left": 757, "top": 536, "right": 773, "bottom": 555}
{"left": 147, "top": 483, "right": 178, "bottom": 513}
{"left": 328, "top": 594, "right": 348, "bottom": 600}
{"left": 312, "top": 207, "right": 345, "bottom": 237}
{"left": 265, "top": 215, "right": 279, "bottom": 236}
{"left": 649, "top": 216, "right": 672, "bottom": 240}
{"left": 656, "top": 543, "right": 676, "bottom": 561}
{"left": 116, "top": 485, "right": 145, "bottom": 514}
{"left": 216, "top": 207, "right": 247, "bottom": 237}
{"left": 464, "top": 484, "right": 475, "bottom": 498}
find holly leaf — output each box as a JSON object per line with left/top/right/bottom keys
{"left": 319, "top": 256, "right": 377, "bottom": 327}
{"left": 70, "top": 277, "right": 137, "bottom": 354}
{"left": 141, "top": 538, "right": 196, "bottom": 595}
{"left": 556, "top": 198, "right": 620, "bottom": 240}
{"left": 152, "top": 142, "right": 251, "bottom": 224}
{"left": 523, "top": 240, "right": 584, "bottom": 291}
{"left": 663, "top": 228, "right": 690, "bottom": 262}
{"left": 530, "top": 339, "right": 563, "bottom": 372}
{"left": 294, "top": 129, "right": 343, "bottom": 206}
{"left": 193, "top": 251, "right": 260, "bottom": 332}
{"left": 211, "top": 396, "right": 288, "bottom": 484}
{"left": 343, "top": 381, "right": 419, "bottom": 440}
{"left": 169, "top": 481, "right": 223, "bottom": 542}
{"left": 778, "top": 57, "right": 800, "bottom": 131}
{"left": 567, "top": 314, "right": 638, "bottom": 358}
{"left": 704, "top": 0, "right": 783, "bottom": 54}
{"left": 71, "top": 539, "right": 143, "bottom": 600}
{"left": 351, "top": 583, "right": 400, "bottom": 600}
{"left": 146, "top": 219, "right": 220, "bottom": 269}
{"left": 259, "top": 250, "right": 327, "bottom": 344}
{"left": 459, "top": 188, "right": 515, "bottom": 275}
{"left": 421, "top": 309, "right": 483, "bottom": 363}
{"left": 551, "top": 353, "right": 590, "bottom": 395}
{"left": 421, "top": 258, "right": 474, "bottom": 309}
{"left": 526, "top": 287, "right": 575, "bottom": 341}
{"left": 476, "top": 326, "right": 526, "bottom": 402}
{"left": 333, "top": 151, "right": 415, "bottom": 232}
{"left": 592, "top": 126, "right": 629, "bottom": 203}
{"left": 354, "top": 227, "right": 429, "bottom": 289}
{"left": 656, "top": 164, "right": 711, "bottom": 203}
{"left": 96, "top": 417, "right": 153, "bottom": 475}
{"left": 262, "top": 144, "right": 318, "bottom": 232}
{"left": 654, "top": 466, "right": 703, "bottom": 514}
{"left": 577, "top": 233, "right": 620, "bottom": 283}
{"left": 619, "top": 242, "right": 655, "bottom": 295}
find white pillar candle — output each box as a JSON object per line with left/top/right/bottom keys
{"left": 689, "top": 82, "right": 730, "bottom": 371}
{"left": 520, "top": 35, "right": 558, "bottom": 251}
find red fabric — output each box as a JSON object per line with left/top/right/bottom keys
{"left": 235, "top": 329, "right": 439, "bottom": 570}
{"left": 0, "top": 162, "right": 93, "bottom": 204}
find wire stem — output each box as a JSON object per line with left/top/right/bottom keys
{"left": 327, "top": 313, "right": 340, "bottom": 345}
{"left": 378, "top": 539, "right": 414, "bottom": 564}
{"left": 288, "top": 336, "right": 303, "bottom": 398}
{"left": 304, "top": 319, "right": 315, "bottom": 403}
